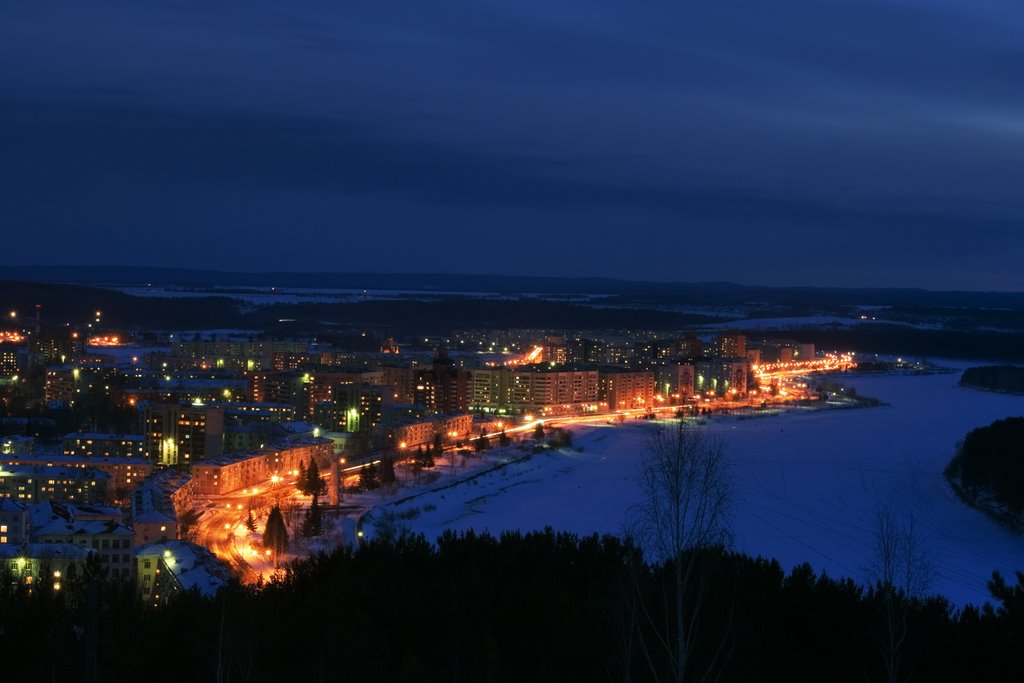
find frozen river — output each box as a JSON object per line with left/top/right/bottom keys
{"left": 382, "top": 365, "right": 1024, "bottom": 607}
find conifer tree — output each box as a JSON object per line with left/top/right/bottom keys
{"left": 297, "top": 459, "right": 308, "bottom": 494}
{"left": 380, "top": 454, "right": 396, "bottom": 486}
{"left": 415, "top": 445, "right": 435, "bottom": 470}
{"left": 301, "top": 495, "right": 323, "bottom": 538}
{"left": 304, "top": 459, "right": 327, "bottom": 497}
{"left": 263, "top": 505, "right": 289, "bottom": 568}
{"left": 359, "top": 463, "right": 381, "bottom": 490}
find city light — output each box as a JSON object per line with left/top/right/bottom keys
{"left": 87, "top": 335, "right": 122, "bottom": 346}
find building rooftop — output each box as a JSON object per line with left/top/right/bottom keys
{"left": 0, "top": 463, "right": 112, "bottom": 481}
{"left": 0, "top": 498, "right": 27, "bottom": 513}
{"left": 28, "top": 500, "right": 123, "bottom": 526}
{"left": 34, "top": 516, "right": 133, "bottom": 538}
{"left": 135, "top": 540, "right": 231, "bottom": 597}
{"left": 131, "top": 470, "right": 191, "bottom": 525}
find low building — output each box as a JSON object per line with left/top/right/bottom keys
{"left": 32, "top": 510, "right": 134, "bottom": 581}
{"left": 136, "top": 540, "right": 232, "bottom": 606}
{"left": 62, "top": 433, "right": 145, "bottom": 459}
{"left": 376, "top": 413, "right": 474, "bottom": 451}
{"left": 131, "top": 470, "right": 193, "bottom": 547}
{"left": 0, "top": 463, "right": 110, "bottom": 505}
{"left": 3, "top": 454, "right": 152, "bottom": 500}
{"left": 0, "top": 542, "right": 94, "bottom": 589}
{"left": 190, "top": 437, "right": 333, "bottom": 495}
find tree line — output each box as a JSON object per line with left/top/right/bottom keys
{"left": 2, "top": 528, "right": 1024, "bottom": 682}
{"left": 960, "top": 366, "right": 1024, "bottom": 394}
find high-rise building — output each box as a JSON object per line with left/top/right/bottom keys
{"left": 413, "top": 350, "right": 470, "bottom": 414}
{"left": 600, "top": 369, "right": 656, "bottom": 411}
{"left": 712, "top": 333, "right": 746, "bottom": 359}
{"left": 142, "top": 402, "right": 224, "bottom": 467}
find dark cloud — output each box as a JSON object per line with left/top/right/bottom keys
{"left": 0, "top": 0, "right": 1022, "bottom": 289}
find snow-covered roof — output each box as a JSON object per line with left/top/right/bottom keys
{"left": 135, "top": 540, "right": 231, "bottom": 597}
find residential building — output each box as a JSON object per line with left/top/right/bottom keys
{"left": 62, "top": 433, "right": 145, "bottom": 459}
{"left": 0, "top": 542, "right": 93, "bottom": 589}
{"left": 32, "top": 509, "right": 134, "bottom": 580}
{"left": 0, "top": 464, "right": 110, "bottom": 504}
{"left": 190, "top": 438, "right": 333, "bottom": 495}
{"left": 136, "top": 540, "right": 231, "bottom": 606}
{"left": 376, "top": 413, "right": 473, "bottom": 451}
{"left": 131, "top": 470, "right": 193, "bottom": 547}
{"left": 600, "top": 369, "right": 656, "bottom": 411}
{"left": 3, "top": 454, "right": 151, "bottom": 501}
{"left": 142, "top": 402, "right": 224, "bottom": 466}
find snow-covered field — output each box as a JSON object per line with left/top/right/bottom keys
{"left": 373, "top": 367, "right": 1024, "bottom": 607}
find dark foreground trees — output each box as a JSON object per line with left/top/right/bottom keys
{"left": 629, "top": 422, "right": 733, "bottom": 683}
{"left": 2, "top": 529, "right": 1023, "bottom": 683}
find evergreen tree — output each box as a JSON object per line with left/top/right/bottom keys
{"left": 244, "top": 509, "right": 257, "bottom": 533}
{"left": 415, "top": 446, "right": 435, "bottom": 470}
{"left": 263, "top": 505, "right": 289, "bottom": 567}
{"left": 304, "top": 459, "right": 327, "bottom": 497}
{"left": 297, "top": 459, "right": 308, "bottom": 494}
{"left": 301, "top": 495, "right": 323, "bottom": 538}
{"left": 498, "top": 430, "right": 511, "bottom": 447}
{"left": 474, "top": 431, "right": 489, "bottom": 452}
{"left": 534, "top": 422, "right": 545, "bottom": 440}
{"left": 380, "top": 454, "right": 396, "bottom": 486}
{"left": 359, "top": 463, "right": 381, "bottom": 490}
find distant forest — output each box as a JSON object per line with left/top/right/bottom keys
{"left": 960, "top": 366, "right": 1024, "bottom": 394}
{"left": 3, "top": 530, "right": 1024, "bottom": 682}
{"left": 2, "top": 279, "right": 1024, "bottom": 361}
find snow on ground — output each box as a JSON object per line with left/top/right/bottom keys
{"left": 374, "top": 369, "right": 1024, "bottom": 607}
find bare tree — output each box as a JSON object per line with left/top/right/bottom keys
{"left": 866, "top": 504, "right": 934, "bottom": 683}
{"left": 628, "top": 421, "right": 734, "bottom": 683}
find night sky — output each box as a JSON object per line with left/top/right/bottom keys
{"left": 2, "top": 1, "right": 1022, "bottom": 290}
